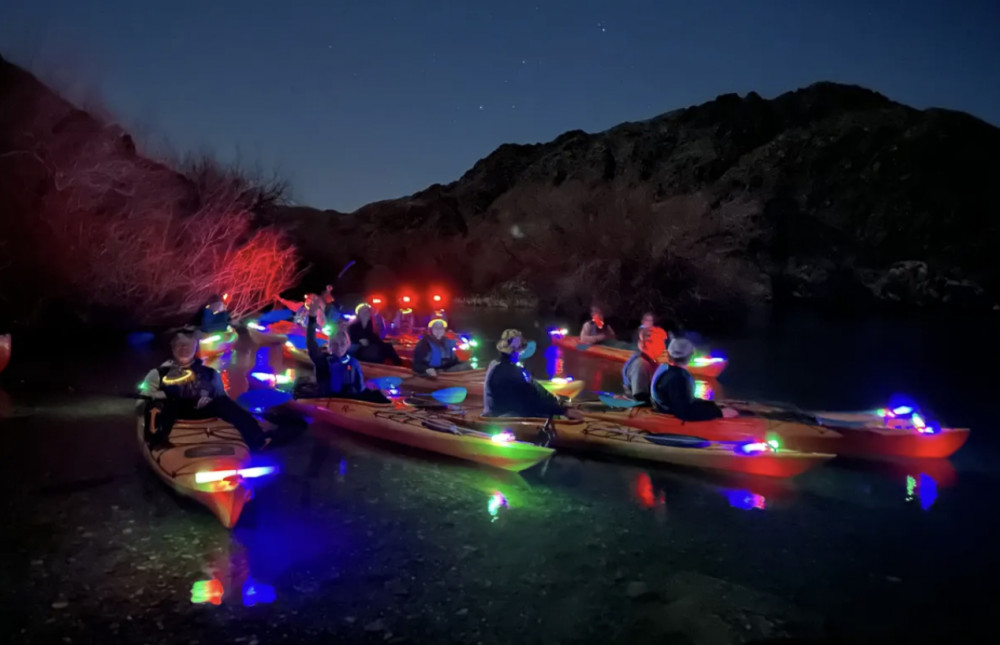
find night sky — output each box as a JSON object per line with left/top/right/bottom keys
{"left": 2, "top": 0, "right": 998, "bottom": 211}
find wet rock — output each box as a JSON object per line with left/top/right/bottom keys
{"left": 365, "top": 619, "right": 387, "bottom": 633}
{"left": 456, "top": 608, "right": 469, "bottom": 616}
{"left": 626, "top": 581, "right": 656, "bottom": 600}
{"left": 51, "top": 600, "right": 69, "bottom": 609}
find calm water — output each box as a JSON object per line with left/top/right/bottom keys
{"left": 1, "top": 307, "right": 998, "bottom": 644}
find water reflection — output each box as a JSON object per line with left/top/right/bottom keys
{"left": 191, "top": 540, "right": 277, "bottom": 607}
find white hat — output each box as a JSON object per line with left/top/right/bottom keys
{"left": 667, "top": 337, "right": 694, "bottom": 360}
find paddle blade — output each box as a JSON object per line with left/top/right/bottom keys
{"left": 597, "top": 393, "right": 644, "bottom": 409}
{"left": 371, "top": 376, "right": 404, "bottom": 391}
{"left": 519, "top": 340, "right": 537, "bottom": 360}
{"left": 431, "top": 387, "right": 468, "bottom": 405}
{"left": 237, "top": 388, "right": 293, "bottom": 413}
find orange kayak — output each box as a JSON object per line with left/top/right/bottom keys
{"left": 437, "top": 411, "right": 833, "bottom": 478}
{"left": 287, "top": 397, "right": 554, "bottom": 472}
{"left": 723, "top": 400, "right": 970, "bottom": 460}
{"left": 0, "top": 334, "right": 9, "bottom": 374}
{"left": 553, "top": 335, "right": 728, "bottom": 379}
{"left": 137, "top": 414, "right": 267, "bottom": 528}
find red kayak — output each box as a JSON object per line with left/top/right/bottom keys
{"left": 552, "top": 335, "right": 727, "bottom": 379}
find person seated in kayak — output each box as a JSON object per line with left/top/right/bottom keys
{"left": 359, "top": 299, "right": 388, "bottom": 339}
{"left": 392, "top": 294, "right": 417, "bottom": 336}
{"left": 484, "top": 329, "right": 584, "bottom": 419}
{"left": 622, "top": 328, "right": 660, "bottom": 403}
{"left": 650, "top": 338, "right": 738, "bottom": 421}
{"left": 349, "top": 304, "right": 403, "bottom": 365}
{"left": 197, "top": 294, "right": 231, "bottom": 333}
{"left": 140, "top": 328, "right": 270, "bottom": 450}
{"left": 580, "top": 305, "right": 617, "bottom": 345}
{"left": 635, "top": 312, "right": 668, "bottom": 353}
{"left": 412, "top": 318, "right": 470, "bottom": 377}
{"left": 303, "top": 304, "right": 389, "bottom": 403}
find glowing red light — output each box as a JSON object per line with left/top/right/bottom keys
{"left": 402, "top": 296, "right": 410, "bottom": 303}
{"left": 433, "top": 294, "right": 442, "bottom": 302}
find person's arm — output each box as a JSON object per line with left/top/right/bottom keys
{"left": 140, "top": 368, "right": 166, "bottom": 400}
{"left": 579, "top": 322, "right": 599, "bottom": 344}
{"left": 305, "top": 316, "right": 326, "bottom": 365}
{"left": 632, "top": 363, "right": 652, "bottom": 403}
{"left": 606, "top": 324, "right": 616, "bottom": 340}
{"left": 412, "top": 338, "right": 432, "bottom": 374}
{"left": 349, "top": 357, "right": 365, "bottom": 392}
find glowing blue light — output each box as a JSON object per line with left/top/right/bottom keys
{"left": 892, "top": 406, "right": 914, "bottom": 416}
{"left": 735, "top": 441, "right": 771, "bottom": 455}
{"left": 241, "top": 579, "right": 276, "bottom": 607}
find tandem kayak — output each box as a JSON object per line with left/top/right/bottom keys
{"left": 438, "top": 411, "right": 833, "bottom": 478}
{"left": 0, "top": 334, "right": 9, "bottom": 374}
{"left": 137, "top": 413, "right": 273, "bottom": 528}
{"left": 579, "top": 404, "right": 843, "bottom": 452}
{"left": 553, "top": 335, "right": 728, "bottom": 379}
{"left": 197, "top": 327, "right": 238, "bottom": 359}
{"left": 723, "top": 400, "right": 970, "bottom": 460}
{"left": 286, "top": 397, "right": 554, "bottom": 472}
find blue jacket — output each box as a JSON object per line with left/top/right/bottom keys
{"left": 412, "top": 335, "right": 458, "bottom": 374}
{"left": 650, "top": 363, "right": 722, "bottom": 421}
{"left": 307, "top": 316, "right": 365, "bottom": 395}
{"left": 483, "top": 354, "right": 564, "bottom": 418}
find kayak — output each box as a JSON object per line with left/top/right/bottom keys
{"left": 286, "top": 397, "right": 554, "bottom": 472}
{"left": 579, "top": 403, "right": 841, "bottom": 447}
{"left": 437, "top": 411, "right": 832, "bottom": 478}
{"left": 553, "top": 335, "right": 728, "bottom": 379}
{"left": 360, "top": 362, "right": 487, "bottom": 397}
{"left": 0, "top": 334, "right": 9, "bottom": 374}
{"left": 249, "top": 320, "right": 329, "bottom": 346}
{"left": 136, "top": 413, "right": 270, "bottom": 528}
{"left": 197, "top": 327, "right": 238, "bottom": 359}
{"left": 723, "top": 400, "right": 970, "bottom": 460}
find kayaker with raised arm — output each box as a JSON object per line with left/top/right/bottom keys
{"left": 412, "top": 318, "right": 470, "bottom": 377}
{"left": 140, "top": 328, "right": 270, "bottom": 450}
{"left": 484, "top": 329, "right": 584, "bottom": 419}
{"left": 276, "top": 293, "right": 327, "bottom": 329}
{"left": 197, "top": 294, "right": 231, "bottom": 333}
{"left": 622, "top": 328, "right": 659, "bottom": 403}
{"left": 302, "top": 301, "right": 389, "bottom": 403}
{"left": 349, "top": 304, "right": 403, "bottom": 365}
{"left": 650, "top": 338, "right": 738, "bottom": 421}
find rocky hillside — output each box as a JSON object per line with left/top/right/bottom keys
{"left": 268, "top": 82, "right": 1000, "bottom": 323}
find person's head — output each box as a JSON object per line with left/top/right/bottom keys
{"left": 329, "top": 330, "right": 351, "bottom": 358}
{"left": 169, "top": 328, "right": 199, "bottom": 365}
{"left": 355, "top": 303, "right": 372, "bottom": 324}
{"left": 590, "top": 306, "right": 604, "bottom": 323}
{"left": 429, "top": 318, "right": 447, "bottom": 340}
{"left": 496, "top": 328, "right": 524, "bottom": 357}
{"left": 206, "top": 294, "right": 225, "bottom": 314}
{"left": 641, "top": 312, "right": 655, "bottom": 329}
{"left": 666, "top": 337, "right": 695, "bottom": 366}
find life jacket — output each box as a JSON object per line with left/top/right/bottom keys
{"left": 325, "top": 353, "right": 361, "bottom": 395}
{"left": 650, "top": 362, "right": 694, "bottom": 412}
{"left": 622, "top": 352, "right": 657, "bottom": 394}
{"left": 156, "top": 359, "right": 217, "bottom": 400}
{"left": 423, "top": 336, "right": 457, "bottom": 368}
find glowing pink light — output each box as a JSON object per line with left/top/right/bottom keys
{"left": 491, "top": 431, "right": 516, "bottom": 444}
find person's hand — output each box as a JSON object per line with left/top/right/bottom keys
{"left": 359, "top": 339, "right": 369, "bottom": 346}
{"left": 564, "top": 408, "right": 585, "bottom": 421}
{"left": 426, "top": 368, "right": 438, "bottom": 378}
{"left": 721, "top": 407, "right": 739, "bottom": 418}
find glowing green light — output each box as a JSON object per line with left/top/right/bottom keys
{"left": 138, "top": 381, "right": 148, "bottom": 391}
{"left": 906, "top": 475, "right": 916, "bottom": 502}
{"left": 766, "top": 439, "right": 780, "bottom": 451}
{"left": 202, "top": 334, "right": 221, "bottom": 344}
{"left": 191, "top": 579, "right": 224, "bottom": 605}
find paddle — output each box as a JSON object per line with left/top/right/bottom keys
{"left": 411, "top": 386, "right": 468, "bottom": 405}
{"left": 596, "top": 392, "right": 644, "bottom": 409}
{"left": 370, "top": 376, "right": 404, "bottom": 391}
{"left": 519, "top": 340, "right": 537, "bottom": 360}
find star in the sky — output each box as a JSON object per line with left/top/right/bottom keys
{"left": 598, "top": 23, "right": 606, "bottom": 33}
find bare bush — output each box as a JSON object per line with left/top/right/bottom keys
{"left": 0, "top": 92, "right": 300, "bottom": 325}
